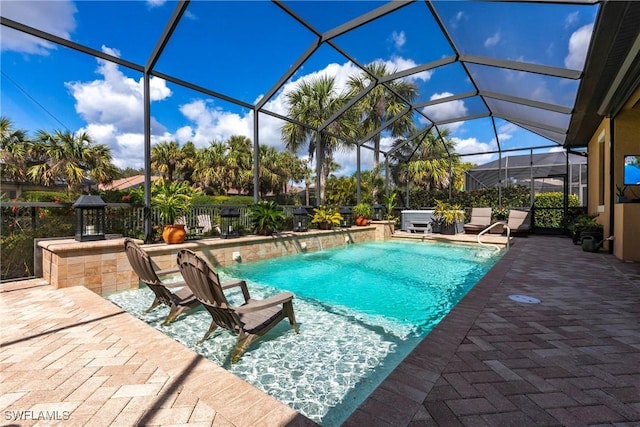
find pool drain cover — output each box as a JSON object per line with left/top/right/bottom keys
{"left": 509, "top": 294, "right": 540, "bottom": 304}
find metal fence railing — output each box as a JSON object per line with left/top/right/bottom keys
{"left": 3, "top": 201, "right": 581, "bottom": 281}
{"left": 1, "top": 203, "right": 361, "bottom": 282}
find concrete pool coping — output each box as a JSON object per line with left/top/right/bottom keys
{"left": 1, "top": 235, "right": 639, "bottom": 425}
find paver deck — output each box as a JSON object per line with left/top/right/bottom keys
{"left": 1, "top": 235, "right": 639, "bottom": 426}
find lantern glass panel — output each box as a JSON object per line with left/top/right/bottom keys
{"left": 73, "top": 195, "right": 106, "bottom": 242}
{"left": 220, "top": 207, "right": 240, "bottom": 239}
{"left": 339, "top": 207, "right": 352, "bottom": 228}
{"left": 293, "top": 207, "right": 309, "bottom": 232}
{"left": 373, "top": 203, "right": 383, "bottom": 220}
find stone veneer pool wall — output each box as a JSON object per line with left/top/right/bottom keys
{"left": 38, "top": 222, "right": 394, "bottom": 296}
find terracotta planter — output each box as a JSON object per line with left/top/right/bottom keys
{"left": 162, "top": 224, "right": 187, "bottom": 244}
{"left": 318, "top": 222, "right": 333, "bottom": 230}
{"left": 355, "top": 216, "right": 369, "bottom": 226}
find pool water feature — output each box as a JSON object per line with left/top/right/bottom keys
{"left": 108, "top": 240, "right": 502, "bottom": 426}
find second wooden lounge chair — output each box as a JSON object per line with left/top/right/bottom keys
{"left": 176, "top": 249, "right": 299, "bottom": 363}
{"left": 506, "top": 209, "right": 532, "bottom": 237}
{"left": 124, "top": 238, "right": 200, "bottom": 325}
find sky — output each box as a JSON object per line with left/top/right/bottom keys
{"left": 0, "top": 0, "right": 599, "bottom": 176}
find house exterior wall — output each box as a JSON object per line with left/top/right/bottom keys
{"left": 586, "top": 86, "right": 640, "bottom": 261}
{"left": 587, "top": 120, "right": 611, "bottom": 235}
{"left": 612, "top": 94, "right": 640, "bottom": 261}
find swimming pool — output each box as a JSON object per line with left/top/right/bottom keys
{"left": 108, "top": 240, "right": 502, "bottom": 425}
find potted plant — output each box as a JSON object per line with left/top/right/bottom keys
{"left": 310, "top": 206, "right": 343, "bottom": 230}
{"left": 492, "top": 206, "right": 510, "bottom": 221}
{"left": 382, "top": 191, "right": 399, "bottom": 233}
{"left": 569, "top": 213, "right": 603, "bottom": 245}
{"left": 352, "top": 203, "right": 372, "bottom": 226}
{"left": 248, "top": 201, "right": 285, "bottom": 236}
{"left": 490, "top": 206, "right": 510, "bottom": 234}
{"left": 152, "top": 179, "right": 193, "bottom": 244}
{"left": 441, "top": 202, "right": 465, "bottom": 235}
{"left": 431, "top": 200, "right": 448, "bottom": 233}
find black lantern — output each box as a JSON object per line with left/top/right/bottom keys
{"left": 372, "top": 203, "right": 383, "bottom": 221}
{"left": 73, "top": 195, "right": 106, "bottom": 242}
{"left": 220, "top": 207, "right": 240, "bottom": 239}
{"left": 339, "top": 206, "right": 352, "bottom": 228}
{"left": 292, "top": 207, "right": 309, "bottom": 232}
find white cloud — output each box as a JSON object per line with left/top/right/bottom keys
{"left": 379, "top": 135, "right": 397, "bottom": 153}
{"left": 176, "top": 100, "right": 252, "bottom": 147}
{"left": 333, "top": 146, "right": 373, "bottom": 177}
{"left": 498, "top": 122, "right": 518, "bottom": 135}
{"left": 0, "top": 0, "right": 76, "bottom": 54}
{"left": 453, "top": 137, "right": 496, "bottom": 165}
{"left": 497, "top": 132, "right": 513, "bottom": 143}
{"left": 484, "top": 32, "right": 501, "bottom": 48}
{"left": 391, "top": 31, "right": 406, "bottom": 49}
{"left": 79, "top": 124, "right": 143, "bottom": 169}
{"left": 547, "top": 145, "right": 565, "bottom": 153}
{"left": 332, "top": 135, "right": 396, "bottom": 176}
{"left": 146, "top": 0, "right": 166, "bottom": 7}
{"left": 565, "top": 11, "right": 579, "bottom": 29}
{"left": 450, "top": 11, "right": 464, "bottom": 30}
{"left": 565, "top": 24, "right": 593, "bottom": 70}
{"left": 387, "top": 57, "right": 433, "bottom": 82}
{"left": 420, "top": 92, "right": 467, "bottom": 132}
{"left": 65, "top": 46, "right": 172, "bottom": 137}
{"left": 57, "top": 53, "right": 431, "bottom": 174}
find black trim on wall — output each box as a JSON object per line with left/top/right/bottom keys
{"left": 609, "top": 118, "right": 615, "bottom": 254}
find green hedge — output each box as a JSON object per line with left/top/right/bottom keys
{"left": 406, "top": 185, "right": 531, "bottom": 210}
{"left": 185, "top": 194, "right": 254, "bottom": 206}
{"left": 1, "top": 208, "right": 74, "bottom": 280}
{"left": 19, "top": 191, "right": 71, "bottom": 203}
{"left": 533, "top": 192, "right": 579, "bottom": 228}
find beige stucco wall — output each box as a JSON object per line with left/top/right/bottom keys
{"left": 586, "top": 119, "right": 612, "bottom": 240}
{"left": 612, "top": 96, "right": 640, "bottom": 261}
{"left": 586, "top": 86, "right": 640, "bottom": 260}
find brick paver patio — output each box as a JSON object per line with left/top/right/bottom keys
{"left": 347, "top": 235, "right": 640, "bottom": 426}
{"left": 1, "top": 235, "right": 639, "bottom": 426}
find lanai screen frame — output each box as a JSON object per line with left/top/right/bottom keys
{"left": 1, "top": 0, "right": 613, "bottom": 242}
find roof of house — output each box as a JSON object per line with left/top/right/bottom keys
{"left": 472, "top": 151, "right": 587, "bottom": 171}
{"left": 98, "top": 175, "right": 160, "bottom": 191}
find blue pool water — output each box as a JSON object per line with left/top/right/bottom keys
{"left": 108, "top": 240, "right": 502, "bottom": 426}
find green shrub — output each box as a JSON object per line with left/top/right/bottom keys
{"left": 310, "top": 206, "right": 343, "bottom": 229}
{"left": 533, "top": 192, "right": 579, "bottom": 228}
{"left": 20, "top": 190, "right": 70, "bottom": 203}
{"left": 1, "top": 211, "right": 74, "bottom": 280}
{"left": 248, "top": 201, "right": 285, "bottom": 235}
{"left": 209, "top": 195, "right": 254, "bottom": 206}
{"left": 352, "top": 203, "right": 372, "bottom": 219}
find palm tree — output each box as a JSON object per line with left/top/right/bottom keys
{"left": 151, "top": 141, "right": 182, "bottom": 183}
{"left": 179, "top": 141, "right": 197, "bottom": 185}
{"left": 192, "top": 141, "right": 228, "bottom": 195}
{"left": 257, "top": 145, "right": 282, "bottom": 198}
{"left": 226, "top": 135, "right": 253, "bottom": 194}
{"left": 282, "top": 75, "right": 356, "bottom": 204}
{"left": 277, "top": 150, "right": 308, "bottom": 194}
{"left": 391, "top": 128, "right": 458, "bottom": 190}
{"left": 347, "top": 62, "right": 418, "bottom": 169}
{"left": 0, "top": 117, "right": 30, "bottom": 184}
{"left": 27, "top": 129, "right": 117, "bottom": 194}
